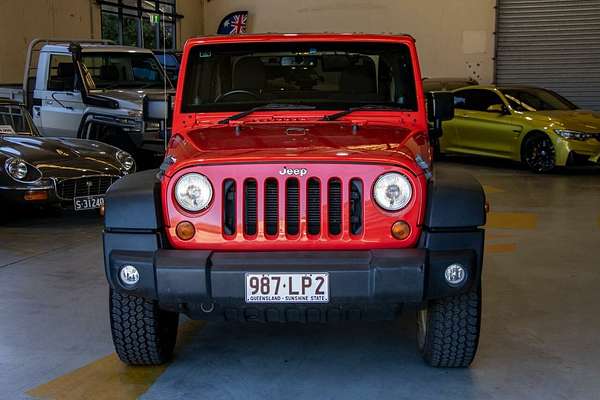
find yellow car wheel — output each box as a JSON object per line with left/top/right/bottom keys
{"left": 522, "top": 133, "right": 556, "bottom": 173}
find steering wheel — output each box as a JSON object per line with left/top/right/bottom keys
{"left": 215, "top": 90, "right": 259, "bottom": 103}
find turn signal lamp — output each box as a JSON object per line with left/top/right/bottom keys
{"left": 24, "top": 190, "right": 48, "bottom": 201}
{"left": 391, "top": 220, "right": 411, "bottom": 240}
{"left": 176, "top": 221, "right": 196, "bottom": 240}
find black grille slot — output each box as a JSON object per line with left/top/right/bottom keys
{"left": 350, "top": 179, "right": 363, "bottom": 235}
{"left": 56, "top": 176, "right": 117, "bottom": 200}
{"left": 223, "top": 179, "right": 236, "bottom": 236}
{"left": 307, "top": 178, "right": 321, "bottom": 235}
{"left": 286, "top": 179, "right": 300, "bottom": 235}
{"left": 265, "top": 178, "right": 279, "bottom": 236}
{"left": 244, "top": 179, "right": 257, "bottom": 236}
{"left": 328, "top": 178, "right": 342, "bottom": 235}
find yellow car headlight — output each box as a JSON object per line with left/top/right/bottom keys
{"left": 555, "top": 129, "right": 594, "bottom": 141}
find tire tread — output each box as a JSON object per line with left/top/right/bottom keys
{"left": 421, "top": 287, "right": 481, "bottom": 368}
{"left": 109, "top": 289, "right": 178, "bottom": 365}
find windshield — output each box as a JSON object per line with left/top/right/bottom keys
{"left": 501, "top": 88, "right": 578, "bottom": 112}
{"left": 181, "top": 42, "right": 418, "bottom": 113}
{"left": 0, "top": 104, "right": 38, "bottom": 136}
{"left": 82, "top": 52, "right": 171, "bottom": 90}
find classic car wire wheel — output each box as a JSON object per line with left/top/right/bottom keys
{"left": 523, "top": 134, "right": 556, "bottom": 173}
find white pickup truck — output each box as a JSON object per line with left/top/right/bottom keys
{"left": 0, "top": 39, "right": 174, "bottom": 157}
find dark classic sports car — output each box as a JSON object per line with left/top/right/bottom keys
{"left": 0, "top": 99, "right": 134, "bottom": 211}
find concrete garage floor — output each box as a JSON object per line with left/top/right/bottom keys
{"left": 1, "top": 160, "right": 600, "bottom": 400}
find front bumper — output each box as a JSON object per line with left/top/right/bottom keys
{"left": 555, "top": 138, "right": 600, "bottom": 166}
{"left": 0, "top": 186, "right": 58, "bottom": 206}
{"left": 104, "top": 231, "right": 480, "bottom": 321}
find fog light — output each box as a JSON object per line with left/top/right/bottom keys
{"left": 444, "top": 263, "right": 466, "bottom": 286}
{"left": 119, "top": 265, "right": 140, "bottom": 286}
{"left": 176, "top": 221, "right": 195, "bottom": 240}
{"left": 391, "top": 221, "right": 411, "bottom": 240}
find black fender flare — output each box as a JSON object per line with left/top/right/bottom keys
{"left": 420, "top": 167, "right": 487, "bottom": 292}
{"left": 104, "top": 169, "right": 163, "bottom": 231}
{"left": 424, "top": 167, "right": 486, "bottom": 230}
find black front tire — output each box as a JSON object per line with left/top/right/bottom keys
{"left": 417, "top": 285, "right": 481, "bottom": 368}
{"left": 109, "top": 289, "right": 179, "bottom": 366}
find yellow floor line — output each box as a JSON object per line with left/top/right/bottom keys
{"left": 486, "top": 212, "right": 538, "bottom": 230}
{"left": 486, "top": 232, "right": 514, "bottom": 240}
{"left": 486, "top": 243, "right": 517, "bottom": 254}
{"left": 483, "top": 185, "right": 504, "bottom": 194}
{"left": 27, "top": 321, "right": 205, "bottom": 400}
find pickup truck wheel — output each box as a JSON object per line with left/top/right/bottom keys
{"left": 109, "top": 289, "right": 179, "bottom": 366}
{"left": 416, "top": 285, "right": 481, "bottom": 367}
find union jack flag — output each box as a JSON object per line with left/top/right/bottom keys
{"left": 217, "top": 11, "right": 248, "bottom": 35}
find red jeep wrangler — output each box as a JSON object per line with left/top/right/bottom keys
{"left": 104, "top": 34, "right": 486, "bottom": 368}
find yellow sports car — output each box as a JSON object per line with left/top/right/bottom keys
{"left": 439, "top": 85, "right": 600, "bottom": 172}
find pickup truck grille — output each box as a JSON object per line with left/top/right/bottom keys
{"left": 223, "top": 175, "right": 363, "bottom": 238}
{"left": 55, "top": 175, "right": 119, "bottom": 200}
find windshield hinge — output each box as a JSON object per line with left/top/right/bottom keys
{"left": 415, "top": 155, "right": 432, "bottom": 180}
{"left": 157, "top": 155, "right": 176, "bottom": 181}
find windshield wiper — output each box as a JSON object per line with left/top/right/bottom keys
{"left": 218, "top": 104, "right": 316, "bottom": 125}
{"left": 321, "top": 105, "right": 406, "bottom": 121}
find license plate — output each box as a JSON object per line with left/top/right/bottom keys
{"left": 73, "top": 195, "right": 104, "bottom": 211}
{"left": 245, "top": 273, "right": 329, "bottom": 303}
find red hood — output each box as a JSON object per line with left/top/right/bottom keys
{"left": 167, "top": 122, "right": 429, "bottom": 175}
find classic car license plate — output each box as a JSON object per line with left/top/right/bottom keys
{"left": 74, "top": 195, "right": 104, "bottom": 211}
{"left": 245, "top": 273, "right": 329, "bottom": 303}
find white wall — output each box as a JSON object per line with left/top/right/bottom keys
{"left": 203, "top": 0, "right": 496, "bottom": 83}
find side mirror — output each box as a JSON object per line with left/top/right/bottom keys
{"left": 487, "top": 104, "right": 509, "bottom": 115}
{"left": 426, "top": 91, "right": 455, "bottom": 139}
{"left": 427, "top": 91, "right": 455, "bottom": 122}
{"left": 143, "top": 94, "right": 174, "bottom": 144}
{"left": 143, "top": 94, "right": 173, "bottom": 124}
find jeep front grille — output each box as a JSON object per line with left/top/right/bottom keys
{"left": 306, "top": 178, "right": 321, "bottom": 235}
{"left": 55, "top": 175, "right": 119, "bottom": 200}
{"left": 228, "top": 175, "right": 364, "bottom": 239}
{"left": 244, "top": 179, "right": 258, "bottom": 236}
{"left": 264, "top": 178, "right": 279, "bottom": 236}
{"left": 327, "top": 178, "right": 342, "bottom": 235}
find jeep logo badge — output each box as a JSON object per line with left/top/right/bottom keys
{"left": 279, "top": 166, "right": 308, "bottom": 177}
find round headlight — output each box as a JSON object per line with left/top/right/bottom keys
{"left": 5, "top": 158, "right": 28, "bottom": 180}
{"left": 116, "top": 150, "right": 135, "bottom": 171}
{"left": 373, "top": 172, "right": 412, "bottom": 211}
{"left": 174, "top": 173, "right": 213, "bottom": 212}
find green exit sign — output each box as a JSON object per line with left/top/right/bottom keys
{"left": 150, "top": 14, "right": 160, "bottom": 24}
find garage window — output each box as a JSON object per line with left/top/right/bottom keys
{"left": 99, "top": 0, "right": 178, "bottom": 50}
